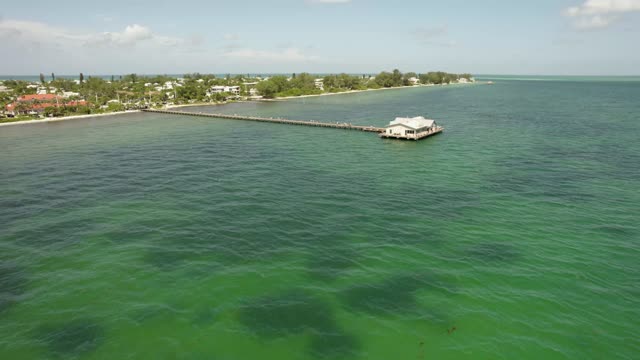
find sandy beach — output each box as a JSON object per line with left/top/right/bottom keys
{"left": 0, "top": 110, "right": 141, "bottom": 127}
{"left": 256, "top": 82, "right": 477, "bottom": 102}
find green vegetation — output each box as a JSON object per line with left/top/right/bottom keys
{"left": 256, "top": 73, "right": 323, "bottom": 98}
{"left": 323, "top": 74, "right": 367, "bottom": 92}
{"left": 255, "top": 69, "right": 473, "bottom": 98}
{"left": 0, "top": 70, "right": 474, "bottom": 122}
{"left": 418, "top": 72, "right": 473, "bottom": 85}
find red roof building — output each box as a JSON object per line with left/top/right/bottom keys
{"left": 17, "top": 94, "right": 61, "bottom": 102}
{"left": 5, "top": 94, "right": 88, "bottom": 114}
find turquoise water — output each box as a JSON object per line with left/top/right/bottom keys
{"left": 476, "top": 75, "right": 640, "bottom": 82}
{"left": 1, "top": 80, "right": 639, "bottom": 359}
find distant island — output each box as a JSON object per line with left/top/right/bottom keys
{"left": 0, "top": 70, "right": 474, "bottom": 123}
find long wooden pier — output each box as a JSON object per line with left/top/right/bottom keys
{"left": 143, "top": 109, "right": 385, "bottom": 133}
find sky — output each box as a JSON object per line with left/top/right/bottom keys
{"left": 1, "top": 0, "right": 639, "bottom": 75}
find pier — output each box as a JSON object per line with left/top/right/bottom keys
{"left": 142, "top": 109, "right": 385, "bottom": 133}
{"left": 379, "top": 126, "right": 444, "bottom": 140}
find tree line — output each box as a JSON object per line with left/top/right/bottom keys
{"left": 256, "top": 69, "right": 473, "bottom": 98}
{"left": 2, "top": 70, "right": 474, "bottom": 120}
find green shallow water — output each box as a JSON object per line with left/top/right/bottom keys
{"left": 1, "top": 80, "right": 639, "bottom": 359}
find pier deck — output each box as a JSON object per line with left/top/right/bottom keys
{"left": 379, "top": 126, "right": 444, "bottom": 140}
{"left": 143, "top": 109, "right": 385, "bottom": 133}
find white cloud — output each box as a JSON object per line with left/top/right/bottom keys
{"left": 0, "top": 18, "right": 322, "bottom": 73}
{"left": 0, "top": 19, "right": 187, "bottom": 49}
{"left": 89, "top": 24, "right": 153, "bottom": 47}
{"left": 0, "top": 18, "right": 205, "bottom": 73}
{"left": 565, "top": 0, "right": 640, "bottom": 29}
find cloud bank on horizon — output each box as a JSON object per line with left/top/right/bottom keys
{"left": 0, "top": 0, "right": 638, "bottom": 75}
{"left": 566, "top": 0, "right": 640, "bottom": 29}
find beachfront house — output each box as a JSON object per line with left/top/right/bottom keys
{"left": 208, "top": 86, "right": 241, "bottom": 96}
{"left": 37, "top": 87, "right": 56, "bottom": 95}
{"left": 314, "top": 78, "right": 324, "bottom": 90}
{"left": 62, "top": 91, "right": 80, "bottom": 98}
{"left": 382, "top": 116, "right": 438, "bottom": 139}
{"left": 408, "top": 77, "right": 420, "bottom": 85}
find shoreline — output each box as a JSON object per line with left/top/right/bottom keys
{"left": 1, "top": 82, "right": 478, "bottom": 126}
{"left": 0, "top": 110, "right": 141, "bottom": 127}
{"left": 170, "top": 82, "right": 479, "bottom": 109}
{"left": 166, "top": 101, "right": 235, "bottom": 109}
{"left": 257, "top": 82, "right": 478, "bottom": 101}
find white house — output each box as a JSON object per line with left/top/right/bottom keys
{"left": 408, "top": 77, "right": 420, "bottom": 85}
{"left": 314, "top": 78, "right": 324, "bottom": 90}
{"left": 209, "top": 85, "right": 241, "bottom": 96}
{"left": 62, "top": 91, "right": 80, "bottom": 98}
{"left": 382, "top": 116, "right": 438, "bottom": 139}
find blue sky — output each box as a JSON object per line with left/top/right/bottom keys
{"left": 1, "top": 0, "right": 639, "bottom": 75}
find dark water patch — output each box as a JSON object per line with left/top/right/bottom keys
{"left": 594, "top": 225, "right": 636, "bottom": 238}
{"left": 0, "top": 261, "right": 27, "bottom": 314}
{"left": 466, "top": 243, "right": 519, "bottom": 262}
{"left": 309, "top": 329, "right": 361, "bottom": 359}
{"left": 340, "top": 273, "right": 452, "bottom": 315}
{"left": 36, "top": 320, "right": 104, "bottom": 358}
{"left": 485, "top": 174, "right": 597, "bottom": 203}
{"left": 237, "top": 290, "right": 336, "bottom": 338}
{"left": 487, "top": 152, "right": 601, "bottom": 202}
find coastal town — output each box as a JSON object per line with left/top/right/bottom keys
{"left": 0, "top": 70, "right": 474, "bottom": 123}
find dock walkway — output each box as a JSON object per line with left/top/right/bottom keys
{"left": 143, "top": 109, "right": 385, "bottom": 133}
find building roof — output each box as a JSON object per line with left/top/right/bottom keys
{"left": 6, "top": 99, "right": 87, "bottom": 111}
{"left": 18, "top": 94, "right": 61, "bottom": 102}
{"left": 388, "top": 116, "right": 435, "bottom": 130}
